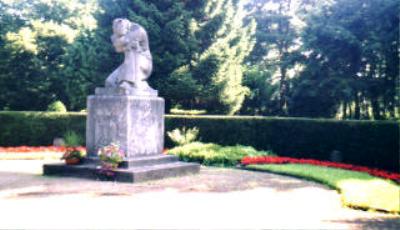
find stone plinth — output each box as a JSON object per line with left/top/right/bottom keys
{"left": 43, "top": 155, "right": 200, "bottom": 183}
{"left": 43, "top": 87, "right": 200, "bottom": 183}
{"left": 43, "top": 18, "right": 200, "bottom": 183}
{"left": 86, "top": 87, "right": 164, "bottom": 158}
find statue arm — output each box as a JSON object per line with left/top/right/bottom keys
{"left": 105, "top": 66, "right": 120, "bottom": 87}
{"left": 139, "top": 29, "right": 150, "bottom": 52}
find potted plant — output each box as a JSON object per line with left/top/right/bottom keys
{"left": 97, "top": 143, "right": 126, "bottom": 170}
{"left": 62, "top": 147, "right": 86, "bottom": 165}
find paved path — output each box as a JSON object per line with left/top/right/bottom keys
{"left": 0, "top": 160, "right": 399, "bottom": 229}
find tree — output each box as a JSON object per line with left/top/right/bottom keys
{"left": 240, "top": 65, "right": 279, "bottom": 115}
{"left": 189, "top": 0, "right": 256, "bottom": 114}
{"left": 0, "top": 0, "right": 256, "bottom": 114}
{"left": 0, "top": 0, "right": 99, "bottom": 110}
{"left": 245, "top": 0, "right": 303, "bottom": 115}
{"left": 291, "top": 0, "right": 399, "bottom": 119}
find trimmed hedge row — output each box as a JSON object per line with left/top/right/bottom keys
{"left": 0, "top": 111, "right": 86, "bottom": 146}
{"left": 0, "top": 112, "right": 398, "bottom": 172}
{"left": 166, "top": 115, "right": 399, "bottom": 172}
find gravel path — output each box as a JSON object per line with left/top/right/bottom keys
{"left": 0, "top": 160, "right": 399, "bottom": 229}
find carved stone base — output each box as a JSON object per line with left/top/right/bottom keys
{"left": 86, "top": 92, "right": 164, "bottom": 158}
{"left": 43, "top": 155, "right": 200, "bottom": 183}
{"left": 42, "top": 88, "right": 201, "bottom": 183}
{"left": 95, "top": 87, "right": 158, "bottom": 96}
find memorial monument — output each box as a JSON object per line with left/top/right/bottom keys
{"left": 43, "top": 18, "right": 200, "bottom": 182}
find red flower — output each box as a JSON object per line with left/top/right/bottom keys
{"left": 241, "top": 156, "right": 400, "bottom": 183}
{"left": 0, "top": 146, "right": 86, "bottom": 154}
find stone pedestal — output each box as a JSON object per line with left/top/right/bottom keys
{"left": 43, "top": 87, "right": 200, "bottom": 183}
{"left": 86, "top": 89, "right": 164, "bottom": 158}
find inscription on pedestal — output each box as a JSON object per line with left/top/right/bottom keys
{"left": 86, "top": 94, "right": 164, "bottom": 158}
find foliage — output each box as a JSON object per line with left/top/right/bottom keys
{"left": 190, "top": 0, "right": 256, "bottom": 114}
{"left": 0, "top": 0, "right": 99, "bottom": 111}
{"left": 47, "top": 100, "right": 67, "bottom": 113}
{"left": 61, "top": 147, "right": 86, "bottom": 160}
{"left": 0, "top": 111, "right": 85, "bottom": 146}
{"left": 0, "top": 112, "right": 398, "bottom": 171}
{"left": 0, "top": 0, "right": 398, "bottom": 119}
{"left": 0, "top": 0, "right": 256, "bottom": 114}
{"left": 246, "top": 164, "right": 400, "bottom": 213}
{"left": 62, "top": 130, "right": 83, "bottom": 147}
{"left": 167, "top": 127, "right": 199, "bottom": 146}
{"left": 240, "top": 65, "right": 279, "bottom": 115}
{"left": 290, "top": 0, "right": 399, "bottom": 119}
{"left": 244, "top": 0, "right": 304, "bottom": 115}
{"left": 165, "top": 115, "right": 400, "bottom": 172}
{"left": 167, "top": 142, "right": 274, "bottom": 167}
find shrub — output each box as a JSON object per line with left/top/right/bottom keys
{"left": 167, "top": 127, "right": 199, "bottom": 146}
{"left": 63, "top": 130, "right": 83, "bottom": 147}
{"left": 47, "top": 100, "right": 67, "bottom": 112}
{"left": 0, "top": 111, "right": 85, "bottom": 146}
{"left": 167, "top": 142, "right": 274, "bottom": 167}
{"left": 165, "top": 115, "right": 400, "bottom": 172}
{"left": 0, "top": 112, "right": 398, "bottom": 172}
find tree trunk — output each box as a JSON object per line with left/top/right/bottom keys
{"left": 342, "top": 101, "right": 347, "bottom": 119}
{"left": 279, "top": 67, "right": 288, "bottom": 115}
{"left": 354, "top": 92, "right": 361, "bottom": 119}
{"left": 371, "top": 96, "right": 381, "bottom": 120}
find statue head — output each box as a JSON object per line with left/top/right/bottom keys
{"left": 111, "top": 18, "right": 132, "bottom": 53}
{"left": 112, "top": 18, "right": 131, "bottom": 36}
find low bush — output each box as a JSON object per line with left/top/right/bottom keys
{"left": 167, "top": 142, "right": 274, "bottom": 166}
{"left": 47, "top": 101, "right": 67, "bottom": 112}
{"left": 167, "top": 126, "right": 199, "bottom": 146}
{"left": 63, "top": 130, "right": 84, "bottom": 147}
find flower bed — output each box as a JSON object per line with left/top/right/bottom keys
{"left": 0, "top": 146, "right": 85, "bottom": 153}
{"left": 241, "top": 156, "right": 400, "bottom": 183}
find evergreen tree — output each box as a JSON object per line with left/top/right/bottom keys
{"left": 291, "top": 0, "right": 399, "bottom": 119}
{"left": 190, "top": 0, "right": 256, "bottom": 114}
{"left": 245, "top": 0, "right": 303, "bottom": 115}
{"left": 0, "top": 0, "right": 99, "bottom": 110}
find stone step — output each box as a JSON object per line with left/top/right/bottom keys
{"left": 43, "top": 161, "right": 200, "bottom": 183}
{"left": 117, "top": 162, "right": 200, "bottom": 183}
{"left": 83, "top": 154, "right": 180, "bottom": 168}
{"left": 120, "top": 154, "right": 179, "bottom": 168}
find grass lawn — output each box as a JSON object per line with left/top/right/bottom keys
{"left": 245, "top": 164, "right": 400, "bottom": 214}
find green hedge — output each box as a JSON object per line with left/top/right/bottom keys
{"left": 0, "top": 112, "right": 398, "bottom": 172}
{"left": 0, "top": 111, "right": 85, "bottom": 146}
{"left": 165, "top": 115, "right": 399, "bottom": 172}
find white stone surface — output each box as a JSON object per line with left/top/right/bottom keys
{"left": 105, "top": 18, "right": 154, "bottom": 92}
{"left": 86, "top": 94, "right": 164, "bottom": 158}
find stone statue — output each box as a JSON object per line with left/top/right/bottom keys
{"left": 105, "top": 18, "right": 154, "bottom": 92}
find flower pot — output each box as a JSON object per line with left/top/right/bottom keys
{"left": 65, "top": 157, "right": 80, "bottom": 165}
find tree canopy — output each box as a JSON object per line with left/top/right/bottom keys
{"left": 0, "top": 0, "right": 398, "bottom": 119}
